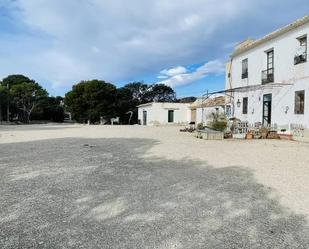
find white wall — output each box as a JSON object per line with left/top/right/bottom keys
{"left": 227, "top": 21, "right": 309, "bottom": 128}
{"left": 228, "top": 22, "right": 309, "bottom": 88}
{"left": 195, "top": 106, "right": 225, "bottom": 124}
{"left": 138, "top": 103, "right": 191, "bottom": 126}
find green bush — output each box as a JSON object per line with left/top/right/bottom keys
{"left": 197, "top": 123, "right": 204, "bottom": 130}
{"left": 211, "top": 120, "right": 228, "bottom": 132}
{"left": 207, "top": 112, "right": 228, "bottom": 132}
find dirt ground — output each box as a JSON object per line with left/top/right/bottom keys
{"left": 0, "top": 124, "right": 309, "bottom": 248}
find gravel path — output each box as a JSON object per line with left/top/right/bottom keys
{"left": 0, "top": 125, "right": 309, "bottom": 248}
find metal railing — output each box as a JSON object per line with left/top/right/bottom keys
{"left": 261, "top": 68, "right": 274, "bottom": 84}
{"left": 294, "top": 53, "right": 307, "bottom": 65}
{"left": 241, "top": 71, "right": 248, "bottom": 79}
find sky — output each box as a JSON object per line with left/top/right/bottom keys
{"left": 0, "top": 1, "right": 309, "bottom": 97}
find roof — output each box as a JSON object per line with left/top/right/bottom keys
{"left": 191, "top": 96, "right": 226, "bottom": 109}
{"left": 137, "top": 102, "right": 192, "bottom": 108}
{"left": 232, "top": 15, "right": 309, "bottom": 57}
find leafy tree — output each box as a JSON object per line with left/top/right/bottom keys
{"left": 10, "top": 82, "right": 48, "bottom": 123}
{"left": 1, "top": 74, "right": 34, "bottom": 87}
{"left": 65, "top": 80, "right": 117, "bottom": 123}
{"left": 0, "top": 85, "right": 8, "bottom": 122}
{"left": 144, "top": 83, "right": 176, "bottom": 102}
{"left": 122, "top": 82, "right": 149, "bottom": 102}
{"left": 177, "top": 96, "right": 197, "bottom": 103}
{"left": 32, "top": 96, "right": 65, "bottom": 122}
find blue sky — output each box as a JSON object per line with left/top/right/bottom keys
{"left": 0, "top": 1, "right": 309, "bottom": 97}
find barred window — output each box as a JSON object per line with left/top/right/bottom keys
{"left": 242, "top": 97, "right": 248, "bottom": 114}
{"left": 242, "top": 59, "right": 248, "bottom": 79}
{"left": 295, "top": 90, "right": 305, "bottom": 114}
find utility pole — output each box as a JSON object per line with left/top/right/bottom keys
{"left": 6, "top": 83, "right": 9, "bottom": 122}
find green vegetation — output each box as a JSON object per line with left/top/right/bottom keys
{"left": 65, "top": 81, "right": 176, "bottom": 124}
{"left": 0, "top": 75, "right": 65, "bottom": 123}
{"left": 0, "top": 74, "right": 178, "bottom": 124}
{"left": 207, "top": 112, "right": 228, "bottom": 132}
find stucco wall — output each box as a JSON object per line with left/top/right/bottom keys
{"left": 195, "top": 106, "right": 225, "bottom": 124}
{"left": 227, "top": 21, "right": 309, "bottom": 128}
{"left": 138, "top": 103, "right": 191, "bottom": 126}
{"left": 229, "top": 22, "right": 309, "bottom": 88}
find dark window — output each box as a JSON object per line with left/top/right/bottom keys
{"left": 295, "top": 35, "right": 307, "bottom": 65}
{"left": 295, "top": 90, "right": 305, "bottom": 114}
{"left": 262, "top": 49, "right": 274, "bottom": 84}
{"left": 168, "top": 110, "right": 174, "bottom": 123}
{"left": 242, "top": 97, "right": 248, "bottom": 114}
{"left": 242, "top": 59, "right": 248, "bottom": 79}
{"left": 267, "top": 50, "right": 274, "bottom": 70}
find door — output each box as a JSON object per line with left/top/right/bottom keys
{"left": 191, "top": 109, "right": 197, "bottom": 123}
{"left": 263, "top": 94, "right": 272, "bottom": 125}
{"left": 143, "top": 111, "right": 147, "bottom": 125}
{"left": 168, "top": 110, "right": 174, "bottom": 123}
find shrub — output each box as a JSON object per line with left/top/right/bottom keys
{"left": 197, "top": 123, "right": 204, "bottom": 130}
{"left": 207, "top": 111, "right": 228, "bottom": 132}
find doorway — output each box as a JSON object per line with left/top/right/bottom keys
{"left": 143, "top": 111, "right": 147, "bottom": 125}
{"left": 262, "top": 94, "right": 272, "bottom": 125}
{"left": 168, "top": 110, "right": 174, "bottom": 123}
{"left": 191, "top": 109, "right": 197, "bottom": 123}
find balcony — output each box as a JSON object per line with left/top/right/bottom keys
{"left": 294, "top": 53, "right": 307, "bottom": 65}
{"left": 261, "top": 68, "right": 274, "bottom": 84}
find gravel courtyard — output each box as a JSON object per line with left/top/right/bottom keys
{"left": 1, "top": 124, "right": 309, "bottom": 248}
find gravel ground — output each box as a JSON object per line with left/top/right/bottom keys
{"left": 0, "top": 124, "right": 309, "bottom": 248}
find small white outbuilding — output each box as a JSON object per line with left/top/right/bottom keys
{"left": 137, "top": 102, "right": 191, "bottom": 126}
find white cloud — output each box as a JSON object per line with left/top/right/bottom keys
{"left": 160, "top": 66, "right": 187, "bottom": 77}
{"left": 0, "top": 0, "right": 308, "bottom": 94}
{"left": 157, "top": 60, "right": 225, "bottom": 87}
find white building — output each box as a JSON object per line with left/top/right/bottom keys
{"left": 137, "top": 102, "right": 191, "bottom": 126}
{"left": 190, "top": 96, "right": 226, "bottom": 124}
{"left": 138, "top": 97, "right": 226, "bottom": 126}
{"left": 225, "top": 15, "right": 309, "bottom": 131}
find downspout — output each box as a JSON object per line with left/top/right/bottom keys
{"left": 228, "top": 58, "right": 235, "bottom": 117}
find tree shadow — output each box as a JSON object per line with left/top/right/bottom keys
{"left": 0, "top": 138, "right": 308, "bottom": 249}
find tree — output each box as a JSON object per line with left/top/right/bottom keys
{"left": 1, "top": 74, "right": 34, "bottom": 87}
{"left": 10, "top": 82, "right": 48, "bottom": 123}
{"left": 65, "top": 80, "right": 117, "bottom": 123}
{"left": 122, "top": 82, "right": 149, "bottom": 102}
{"left": 31, "top": 96, "right": 65, "bottom": 122}
{"left": 0, "top": 85, "right": 8, "bottom": 122}
{"left": 177, "top": 96, "right": 197, "bottom": 103}
{"left": 144, "top": 84, "right": 176, "bottom": 102}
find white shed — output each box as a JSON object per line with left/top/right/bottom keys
{"left": 137, "top": 102, "right": 191, "bottom": 126}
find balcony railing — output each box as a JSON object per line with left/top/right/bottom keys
{"left": 294, "top": 53, "right": 307, "bottom": 65}
{"left": 241, "top": 71, "right": 248, "bottom": 79}
{"left": 261, "top": 68, "right": 274, "bottom": 84}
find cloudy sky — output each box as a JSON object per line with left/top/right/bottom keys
{"left": 0, "top": 1, "right": 308, "bottom": 97}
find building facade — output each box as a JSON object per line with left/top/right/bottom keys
{"left": 137, "top": 102, "right": 191, "bottom": 126}
{"left": 226, "top": 16, "right": 309, "bottom": 130}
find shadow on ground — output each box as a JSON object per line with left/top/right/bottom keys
{"left": 0, "top": 138, "right": 308, "bottom": 249}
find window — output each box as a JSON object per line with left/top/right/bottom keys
{"left": 241, "top": 59, "right": 248, "bottom": 79}
{"left": 295, "top": 35, "right": 307, "bottom": 65}
{"left": 242, "top": 97, "right": 248, "bottom": 114}
{"left": 295, "top": 90, "right": 305, "bottom": 114}
{"left": 267, "top": 50, "right": 274, "bottom": 70}
{"left": 168, "top": 110, "right": 174, "bottom": 123}
{"left": 262, "top": 49, "right": 274, "bottom": 84}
